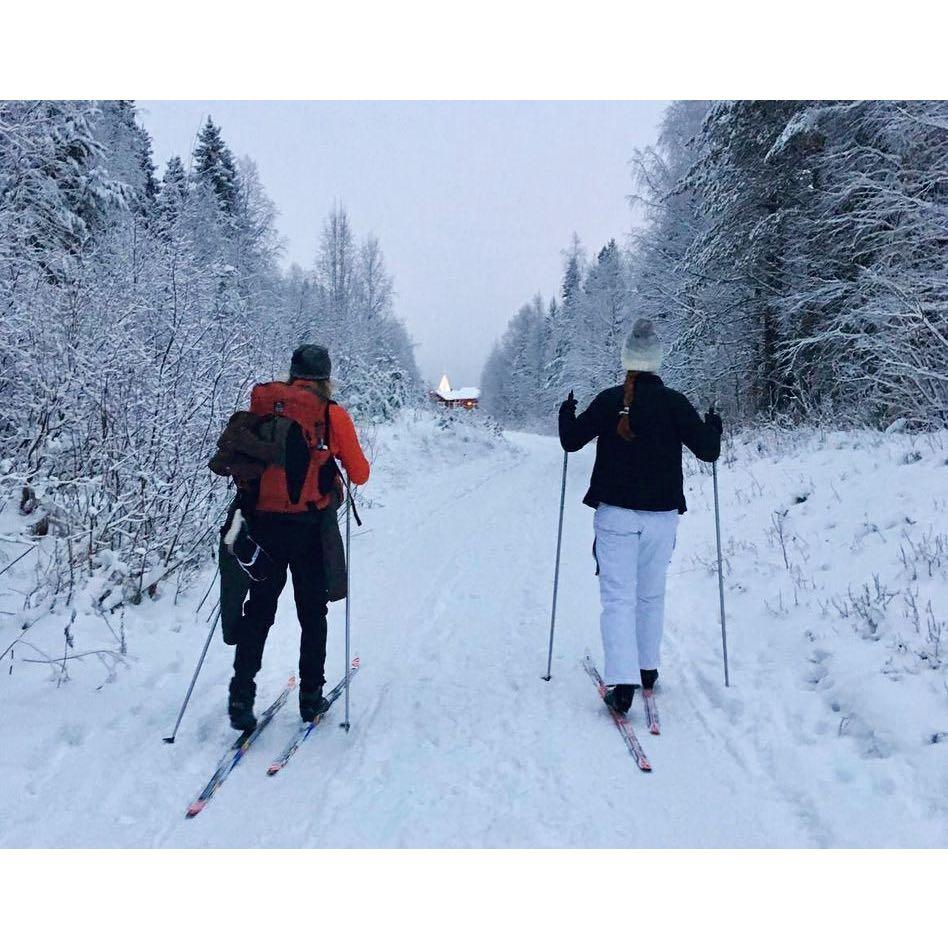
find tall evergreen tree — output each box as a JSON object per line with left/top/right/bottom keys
{"left": 156, "top": 155, "right": 188, "bottom": 227}
{"left": 193, "top": 116, "right": 240, "bottom": 218}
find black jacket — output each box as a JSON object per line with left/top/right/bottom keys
{"left": 558, "top": 374, "right": 720, "bottom": 513}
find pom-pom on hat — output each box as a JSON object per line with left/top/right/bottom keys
{"left": 621, "top": 319, "right": 664, "bottom": 373}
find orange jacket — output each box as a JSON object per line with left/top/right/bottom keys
{"left": 327, "top": 402, "right": 370, "bottom": 486}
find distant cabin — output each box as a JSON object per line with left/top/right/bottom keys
{"left": 430, "top": 374, "right": 479, "bottom": 410}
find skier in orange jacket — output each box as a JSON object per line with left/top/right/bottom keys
{"left": 228, "top": 344, "right": 369, "bottom": 731}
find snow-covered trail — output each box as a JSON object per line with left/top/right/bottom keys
{"left": 2, "top": 420, "right": 946, "bottom": 847}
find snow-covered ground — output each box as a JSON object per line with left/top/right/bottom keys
{"left": 1, "top": 412, "right": 946, "bottom": 847}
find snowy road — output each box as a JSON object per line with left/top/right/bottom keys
{"left": 2, "top": 418, "right": 946, "bottom": 846}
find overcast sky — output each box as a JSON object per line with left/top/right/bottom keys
{"left": 139, "top": 101, "right": 668, "bottom": 387}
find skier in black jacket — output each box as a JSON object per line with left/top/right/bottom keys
{"left": 558, "top": 318, "right": 722, "bottom": 713}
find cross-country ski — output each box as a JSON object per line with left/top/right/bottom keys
{"left": 267, "top": 659, "right": 360, "bottom": 776}
{"left": 643, "top": 691, "right": 661, "bottom": 736}
{"left": 185, "top": 678, "right": 295, "bottom": 818}
{"left": 583, "top": 655, "right": 652, "bottom": 772}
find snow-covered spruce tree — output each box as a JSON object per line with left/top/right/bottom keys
{"left": 541, "top": 297, "right": 568, "bottom": 418}
{"left": 514, "top": 294, "right": 549, "bottom": 427}
{"left": 0, "top": 102, "right": 130, "bottom": 591}
{"left": 674, "top": 100, "right": 814, "bottom": 421}
{"left": 478, "top": 294, "right": 550, "bottom": 430}
{"left": 767, "top": 101, "right": 948, "bottom": 427}
{"left": 0, "top": 101, "right": 124, "bottom": 279}
{"left": 544, "top": 234, "right": 586, "bottom": 413}
{"left": 93, "top": 99, "right": 158, "bottom": 216}
{"left": 192, "top": 116, "right": 240, "bottom": 219}
{"left": 479, "top": 340, "right": 515, "bottom": 422}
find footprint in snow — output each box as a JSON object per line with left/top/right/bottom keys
{"left": 59, "top": 722, "right": 86, "bottom": 747}
{"left": 834, "top": 764, "right": 855, "bottom": 784}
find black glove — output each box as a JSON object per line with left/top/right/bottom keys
{"left": 559, "top": 390, "right": 577, "bottom": 417}
{"left": 705, "top": 408, "right": 723, "bottom": 435}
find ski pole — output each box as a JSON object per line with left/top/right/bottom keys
{"left": 164, "top": 609, "right": 220, "bottom": 743}
{"left": 543, "top": 443, "right": 569, "bottom": 681}
{"left": 341, "top": 475, "right": 352, "bottom": 732}
{"left": 195, "top": 561, "right": 220, "bottom": 615}
{"left": 711, "top": 436, "right": 730, "bottom": 688}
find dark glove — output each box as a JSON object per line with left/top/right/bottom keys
{"left": 705, "top": 408, "right": 723, "bottom": 435}
{"left": 559, "top": 390, "right": 577, "bottom": 417}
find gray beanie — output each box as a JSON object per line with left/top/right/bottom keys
{"left": 621, "top": 319, "right": 664, "bottom": 373}
{"left": 290, "top": 344, "right": 332, "bottom": 381}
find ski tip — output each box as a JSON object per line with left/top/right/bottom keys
{"left": 288, "top": 674, "right": 297, "bottom": 688}
{"left": 351, "top": 655, "right": 361, "bottom": 669}
{"left": 639, "top": 760, "right": 653, "bottom": 772}
{"left": 650, "top": 724, "right": 661, "bottom": 736}
{"left": 266, "top": 763, "right": 282, "bottom": 776}
{"left": 185, "top": 801, "right": 205, "bottom": 818}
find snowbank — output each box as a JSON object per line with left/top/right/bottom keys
{"left": 680, "top": 427, "right": 948, "bottom": 835}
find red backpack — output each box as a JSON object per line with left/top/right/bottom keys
{"left": 250, "top": 380, "right": 336, "bottom": 514}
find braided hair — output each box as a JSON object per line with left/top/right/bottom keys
{"left": 616, "top": 370, "right": 638, "bottom": 441}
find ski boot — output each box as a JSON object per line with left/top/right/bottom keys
{"left": 228, "top": 677, "right": 257, "bottom": 732}
{"left": 603, "top": 683, "right": 637, "bottom": 715}
{"left": 299, "top": 688, "right": 331, "bottom": 723}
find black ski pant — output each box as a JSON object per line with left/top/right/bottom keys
{"left": 232, "top": 516, "right": 329, "bottom": 693}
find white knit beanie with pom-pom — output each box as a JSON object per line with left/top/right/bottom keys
{"left": 621, "top": 318, "right": 664, "bottom": 373}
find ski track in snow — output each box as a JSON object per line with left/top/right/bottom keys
{"left": 1, "top": 417, "right": 946, "bottom": 847}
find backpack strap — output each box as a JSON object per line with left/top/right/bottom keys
{"left": 325, "top": 398, "right": 335, "bottom": 452}
{"left": 323, "top": 400, "right": 363, "bottom": 528}
{"left": 316, "top": 399, "right": 341, "bottom": 504}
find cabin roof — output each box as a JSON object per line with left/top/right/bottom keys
{"left": 432, "top": 375, "right": 479, "bottom": 401}
{"left": 436, "top": 386, "right": 480, "bottom": 401}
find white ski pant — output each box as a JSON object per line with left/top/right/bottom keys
{"left": 594, "top": 504, "right": 678, "bottom": 685}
